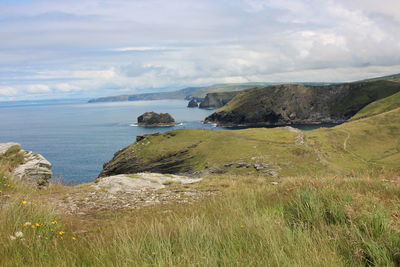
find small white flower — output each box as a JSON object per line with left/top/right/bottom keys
{"left": 9, "top": 235, "right": 16, "bottom": 241}
{"left": 24, "top": 222, "right": 32, "bottom": 226}
{"left": 14, "top": 231, "right": 24, "bottom": 238}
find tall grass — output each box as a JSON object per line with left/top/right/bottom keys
{"left": 1, "top": 174, "right": 399, "bottom": 266}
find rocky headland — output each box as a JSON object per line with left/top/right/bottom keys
{"left": 199, "top": 91, "right": 240, "bottom": 109}
{"left": 205, "top": 80, "right": 400, "bottom": 126}
{"left": 137, "top": 112, "right": 177, "bottom": 126}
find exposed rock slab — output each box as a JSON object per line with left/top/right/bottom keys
{"left": 0, "top": 142, "right": 52, "bottom": 187}
{"left": 54, "top": 173, "right": 210, "bottom": 214}
{"left": 13, "top": 151, "right": 52, "bottom": 187}
{"left": 94, "top": 173, "right": 202, "bottom": 193}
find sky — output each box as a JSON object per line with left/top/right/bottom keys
{"left": 0, "top": 0, "right": 400, "bottom": 101}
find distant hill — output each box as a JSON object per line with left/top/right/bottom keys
{"left": 88, "top": 82, "right": 333, "bottom": 103}
{"left": 88, "top": 87, "right": 200, "bottom": 103}
{"left": 359, "top": 73, "right": 400, "bottom": 83}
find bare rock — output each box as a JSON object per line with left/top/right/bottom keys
{"left": 0, "top": 142, "right": 53, "bottom": 187}
{"left": 13, "top": 151, "right": 52, "bottom": 187}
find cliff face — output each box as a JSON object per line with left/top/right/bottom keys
{"left": 0, "top": 143, "right": 52, "bottom": 187}
{"left": 205, "top": 81, "right": 400, "bottom": 126}
{"left": 199, "top": 91, "right": 240, "bottom": 109}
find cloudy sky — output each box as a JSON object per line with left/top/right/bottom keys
{"left": 0, "top": 0, "right": 400, "bottom": 100}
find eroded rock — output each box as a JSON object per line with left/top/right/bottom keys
{"left": 0, "top": 143, "right": 52, "bottom": 187}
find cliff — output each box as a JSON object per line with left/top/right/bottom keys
{"left": 204, "top": 80, "right": 400, "bottom": 126}
{"left": 199, "top": 91, "right": 240, "bottom": 109}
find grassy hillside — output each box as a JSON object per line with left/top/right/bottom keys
{"left": 101, "top": 106, "right": 400, "bottom": 179}
{"left": 350, "top": 91, "right": 400, "bottom": 120}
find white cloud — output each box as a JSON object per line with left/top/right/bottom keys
{"left": 27, "top": 84, "right": 51, "bottom": 93}
{"left": 0, "top": 0, "right": 399, "bottom": 100}
{"left": 0, "top": 86, "right": 19, "bottom": 96}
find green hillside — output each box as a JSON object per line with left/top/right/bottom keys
{"left": 100, "top": 106, "right": 400, "bottom": 178}
{"left": 350, "top": 91, "right": 400, "bottom": 120}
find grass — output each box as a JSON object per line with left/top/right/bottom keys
{"left": 103, "top": 107, "right": 400, "bottom": 178}
{"left": 350, "top": 92, "right": 400, "bottom": 120}
{"left": 1, "top": 171, "right": 399, "bottom": 266}
{"left": 0, "top": 145, "right": 25, "bottom": 172}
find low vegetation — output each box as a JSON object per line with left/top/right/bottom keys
{"left": 101, "top": 107, "right": 400, "bottom": 178}
{"left": 1, "top": 167, "right": 399, "bottom": 266}
{"left": 351, "top": 92, "right": 400, "bottom": 120}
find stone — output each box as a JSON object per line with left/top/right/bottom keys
{"left": 0, "top": 143, "right": 19, "bottom": 156}
{"left": 13, "top": 151, "right": 52, "bottom": 187}
{"left": 137, "top": 112, "right": 177, "bottom": 126}
{"left": 0, "top": 142, "right": 53, "bottom": 187}
{"left": 187, "top": 99, "right": 198, "bottom": 108}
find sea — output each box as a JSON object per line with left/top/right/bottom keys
{"left": 0, "top": 99, "right": 337, "bottom": 184}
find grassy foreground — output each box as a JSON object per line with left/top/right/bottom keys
{"left": 1, "top": 166, "right": 400, "bottom": 266}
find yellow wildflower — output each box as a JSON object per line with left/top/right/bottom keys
{"left": 35, "top": 223, "right": 41, "bottom": 227}
{"left": 21, "top": 200, "right": 28, "bottom": 205}
{"left": 71, "top": 237, "right": 77, "bottom": 241}
{"left": 51, "top": 221, "right": 58, "bottom": 225}
{"left": 58, "top": 231, "right": 65, "bottom": 236}
{"left": 31, "top": 225, "right": 36, "bottom": 229}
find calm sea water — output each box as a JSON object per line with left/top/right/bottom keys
{"left": 0, "top": 99, "right": 337, "bottom": 184}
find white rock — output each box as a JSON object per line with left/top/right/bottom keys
{"left": 13, "top": 150, "right": 52, "bottom": 187}
{"left": 0, "top": 143, "right": 19, "bottom": 156}
{"left": 94, "top": 173, "right": 202, "bottom": 194}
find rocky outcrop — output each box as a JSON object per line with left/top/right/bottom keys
{"left": 205, "top": 81, "right": 400, "bottom": 126}
{"left": 137, "top": 112, "right": 177, "bottom": 126}
{"left": 187, "top": 99, "right": 198, "bottom": 108}
{"left": 54, "top": 173, "right": 212, "bottom": 214}
{"left": 199, "top": 91, "right": 240, "bottom": 109}
{"left": 0, "top": 143, "right": 52, "bottom": 187}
